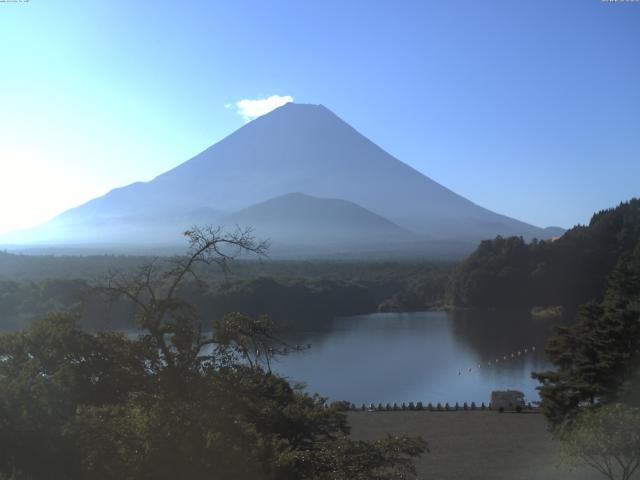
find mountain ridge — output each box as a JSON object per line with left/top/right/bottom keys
{"left": 221, "top": 192, "right": 415, "bottom": 250}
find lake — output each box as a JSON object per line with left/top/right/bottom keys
{"left": 270, "top": 309, "right": 562, "bottom": 406}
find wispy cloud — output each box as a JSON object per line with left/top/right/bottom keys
{"left": 234, "top": 95, "right": 294, "bottom": 121}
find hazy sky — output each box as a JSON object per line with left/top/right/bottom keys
{"left": 1, "top": 0, "right": 638, "bottom": 235}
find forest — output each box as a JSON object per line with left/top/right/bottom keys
{"left": 533, "top": 237, "right": 640, "bottom": 424}
{"left": 0, "top": 253, "right": 452, "bottom": 331}
{"left": 448, "top": 199, "right": 640, "bottom": 309}
{"left": 3, "top": 198, "right": 640, "bottom": 332}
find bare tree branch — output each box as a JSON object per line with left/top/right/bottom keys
{"left": 92, "top": 225, "right": 269, "bottom": 372}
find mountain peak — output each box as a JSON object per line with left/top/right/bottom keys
{"left": 1, "top": 102, "right": 564, "bottom": 255}
{"left": 273, "top": 101, "right": 328, "bottom": 112}
{"left": 252, "top": 101, "right": 337, "bottom": 125}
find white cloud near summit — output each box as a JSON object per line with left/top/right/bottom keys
{"left": 234, "top": 95, "right": 294, "bottom": 121}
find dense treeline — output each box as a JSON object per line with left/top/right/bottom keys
{"left": 377, "top": 273, "right": 449, "bottom": 312}
{"left": 0, "top": 279, "right": 89, "bottom": 330}
{"left": 533, "top": 236, "right": 640, "bottom": 426}
{"left": 449, "top": 198, "right": 640, "bottom": 308}
{"left": 204, "top": 277, "right": 374, "bottom": 327}
{"left": 0, "top": 251, "right": 451, "bottom": 285}
{"left": 0, "top": 251, "right": 151, "bottom": 281}
{"left": 0, "top": 260, "right": 453, "bottom": 331}
{"left": 0, "top": 279, "right": 130, "bottom": 331}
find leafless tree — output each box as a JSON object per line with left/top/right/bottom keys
{"left": 95, "top": 225, "right": 279, "bottom": 373}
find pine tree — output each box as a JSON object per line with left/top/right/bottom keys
{"left": 533, "top": 242, "right": 640, "bottom": 427}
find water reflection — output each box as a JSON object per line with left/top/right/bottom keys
{"left": 271, "top": 310, "right": 564, "bottom": 405}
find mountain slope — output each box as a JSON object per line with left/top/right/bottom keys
{"left": 1, "top": 207, "right": 223, "bottom": 246}
{"left": 222, "top": 192, "right": 414, "bottom": 250}
{"left": 2, "top": 103, "right": 562, "bottom": 253}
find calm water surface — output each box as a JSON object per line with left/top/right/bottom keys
{"left": 271, "top": 310, "right": 561, "bottom": 405}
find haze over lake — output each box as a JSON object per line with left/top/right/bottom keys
{"left": 271, "top": 310, "right": 559, "bottom": 405}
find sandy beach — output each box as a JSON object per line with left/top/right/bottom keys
{"left": 348, "top": 410, "right": 606, "bottom": 480}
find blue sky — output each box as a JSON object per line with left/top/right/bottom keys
{"left": 0, "top": 0, "right": 638, "bottom": 234}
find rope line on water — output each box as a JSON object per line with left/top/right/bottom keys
{"left": 457, "top": 345, "right": 537, "bottom": 376}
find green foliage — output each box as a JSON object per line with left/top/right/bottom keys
{"left": 558, "top": 404, "right": 640, "bottom": 480}
{"left": 205, "top": 277, "right": 376, "bottom": 328}
{"left": 533, "top": 242, "right": 640, "bottom": 426}
{"left": 377, "top": 272, "right": 449, "bottom": 312}
{"left": 0, "top": 261, "right": 454, "bottom": 332}
{"left": 0, "top": 314, "right": 150, "bottom": 480}
{"left": 449, "top": 198, "right": 640, "bottom": 308}
{"left": 0, "top": 229, "right": 426, "bottom": 479}
{"left": 449, "top": 236, "right": 530, "bottom": 307}
{"left": 0, "top": 279, "right": 90, "bottom": 331}
{"left": 0, "top": 313, "right": 426, "bottom": 480}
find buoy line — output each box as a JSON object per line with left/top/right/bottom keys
{"left": 457, "top": 345, "right": 537, "bottom": 376}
